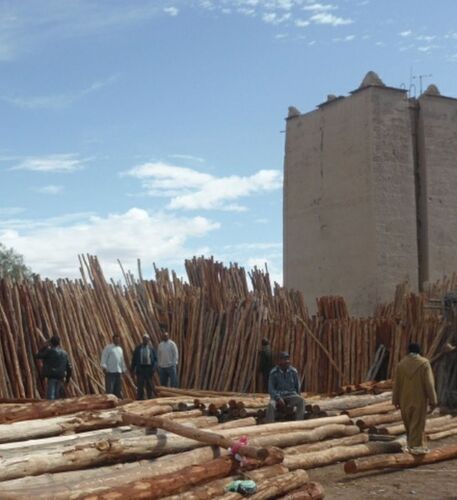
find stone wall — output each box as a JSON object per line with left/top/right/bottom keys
{"left": 283, "top": 72, "right": 456, "bottom": 316}
{"left": 417, "top": 93, "right": 457, "bottom": 283}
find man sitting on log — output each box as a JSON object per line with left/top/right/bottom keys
{"left": 266, "top": 351, "right": 305, "bottom": 422}
{"left": 392, "top": 342, "right": 438, "bottom": 455}
{"left": 34, "top": 336, "right": 72, "bottom": 400}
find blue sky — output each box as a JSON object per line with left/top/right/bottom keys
{"left": 0, "top": 0, "right": 456, "bottom": 281}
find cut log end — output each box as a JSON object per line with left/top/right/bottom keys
{"left": 344, "top": 460, "right": 357, "bottom": 474}
{"left": 256, "top": 448, "right": 269, "bottom": 461}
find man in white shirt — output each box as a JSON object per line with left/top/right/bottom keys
{"left": 101, "top": 334, "right": 127, "bottom": 398}
{"left": 157, "top": 331, "right": 179, "bottom": 388}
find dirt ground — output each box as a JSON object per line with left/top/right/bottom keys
{"left": 308, "top": 436, "right": 457, "bottom": 500}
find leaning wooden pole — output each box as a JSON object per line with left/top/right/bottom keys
{"left": 121, "top": 412, "right": 277, "bottom": 461}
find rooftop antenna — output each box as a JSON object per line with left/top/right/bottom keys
{"left": 407, "top": 67, "right": 416, "bottom": 98}
{"left": 412, "top": 73, "right": 432, "bottom": 95}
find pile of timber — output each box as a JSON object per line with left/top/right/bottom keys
{"left": 0, "top": 255, "right": 453, "bottom": 399}
{"left": 2, "top": 389, "right": 457, "bottom": 498}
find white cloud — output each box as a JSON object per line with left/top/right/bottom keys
{"left": 33, "top": 185, "right": 64, "bottom": 195}
{"left": 416, "top": 35, "right": 436, "bottom": 42}
{"left": 262, "top": 12, "right": 291, "bottom": 24}
{"left": 0, "top": 3, "right": 163, "bottom": 61}
{"left": 0, "top": 207, "right": 25, "bottom": 217}
{"left": 295, "top": 19, "right": 310, "bottom": 27}
{"left": 2, "top": 75, "right": 118, "bottom": 109}
{"left": 399, "top": 30, "right": 412, "bottom": 37}
{"left": 417, "top": 45, "right": 438, "bottom": 53}
{"left": 164, "top": 6, "right": 179, "bottom": 16}
{"left": 124, "top": 162, "right": 282, "bottom": 211}
{"left": 10, "top": 154, "right": 88, "bottom": 173}
{"left": 0, "top": 208, "right": 219, "bottom": 279}
{"left": 169, "top": 154, "right": 205, "bottom": 163}
{"left": 303, "top": 3, "right": 336, "bottom": 12}
{"left": 310, "top": 12, "right": 353, "bottom": 26}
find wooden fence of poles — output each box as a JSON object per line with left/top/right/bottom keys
{"left": 0, "top": 255, "right": 451, "bottom": 399}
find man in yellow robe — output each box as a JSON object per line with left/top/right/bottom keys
{"left": 392, "top": 343, "right": 438, "bottom": 455}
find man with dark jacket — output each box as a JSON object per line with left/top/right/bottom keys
{"left": 131, "top": 334, "right": 158, "bottom": 400}
{"left": 35, "top": 336, "right": 72, "bottom": 400}
{"left": 259, "top": 338, "right": 273, "bottom": 392}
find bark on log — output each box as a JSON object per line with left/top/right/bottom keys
{"left": 356, "top": 411, "right": 401, "bottom": 429}
{"left": 212, "top": 417, "right": 257, "bottom": 430}
{"left": 310, "top": 392, "right": 391, "bottom": 413}
{"left": 428, "top": 427, "right": 457, "bottom": 441}
{"left": 284, "top": 441, "right": 402, "bottom": 470}
{"left": 249, "top": 424, "right": 360, "bottom": 449}
{"left": 344, "top": 444, "right": 457, "bottom": 474}
{"left": 378, "top": 415, "right": 453, "bottom": 435}
{"left": 162, "top": 464, "right": 288, "bottom": 500}
{"left": 0, "top": 446, "right": 231, "bottom": 498}
{"left": 0, "top": 426, "right": 132, "bottom": 453}
{"left": 281, "top": 482, "right": 325, "bottom": 500}
{"left": 0, "top": 410, "right": 122, "bottom": 444}
{"left": 244, "top": 463, "right": 289, "bottom": 482}
{"left": 0, "top": 395, "right": 119, "bottom": 424}
{"left": 284, "top": 433, "right": 368, "bottom": 455}
{"left": 174, "top": 416, "right": 220, "bottom": 428}
{"left": 162, "top": 475, "right": 240, "bottom": 500}
{"left": 249, "top": 469, "right": 310, "bottom": 500}
{"left": 344, "top": 402, "right": 395, "bottom": 418}
{"left": 221, "top": 415, "right": 352, "bottom": 437}
{"left": 79, "top": 456, "right": 239, "bottom": 499}
{"left": 121, "top": 412, "right": 271, "bottom": 460}
{"left": 161, "top": 410, "right": 203, "bottom": 420}
{"left": 0, "top": 435, "right": 223, "bottom": 482}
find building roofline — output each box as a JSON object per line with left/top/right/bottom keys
{"left": 419, "top": 93, "right": 457, "bottom": 103}
{"left": 350, "top": 85, "right": 407, "bottom": 96}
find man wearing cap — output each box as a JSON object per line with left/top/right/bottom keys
{"left": 131, "top": 334, "right": 158, "bottom": 400}
{"left": 266, "top": 351, "right": 305, "bottom": 423}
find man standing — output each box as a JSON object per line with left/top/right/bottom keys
{"left": 392, "top": 343, "right": 438, "bottom": 455}
{"left": 157, "top": 331, "right": 179, "bottom": 388}
{"left": 35, "top": 336, "right": 72, "bottom": 400}
{"left": 259, "top": 338, "right": 273, "bottom": 392}
{"left": 266, "top": 351, "right": 305, "bottom": 423}
{"left": 131, "top": 334, "right": 158, "bottom": 400}
{"left": 101, "top": 334, "right": 127, "bottom": 398}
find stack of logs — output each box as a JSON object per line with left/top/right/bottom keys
{"left": 0, "top": 255, "right": 453, "bottom": 399}
{"left": 1, "top": 387, "right": 457, "bottom": 498}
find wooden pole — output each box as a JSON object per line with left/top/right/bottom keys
{"left": 345, "top": 444, "right": 457, "bottom": 473}
{"left": 121, "top": 412, "right": 273, "bottom": 461}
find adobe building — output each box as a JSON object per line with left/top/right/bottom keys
{"left": 283, "top": 71, "right": 457, "bottom": 316}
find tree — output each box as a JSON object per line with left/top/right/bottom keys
{"left": 0, "top": 243, "right": 33, "bottom": 280}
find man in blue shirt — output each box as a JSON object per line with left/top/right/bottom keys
{"left": 266, "top": 351, "right": 305, "bottom": 422}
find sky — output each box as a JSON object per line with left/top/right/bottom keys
{"left": 0, "top": 0, "right": 456, "bottom": 283}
